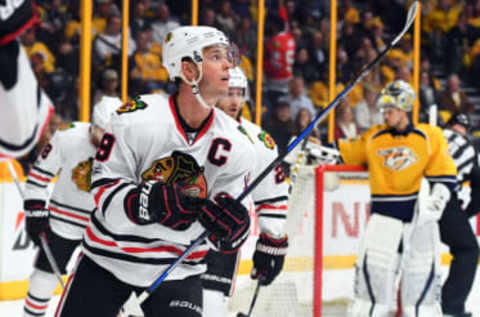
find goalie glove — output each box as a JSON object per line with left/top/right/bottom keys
{"left": 251, "top": 233, "right": 288, "bottom": 286}
{"left": 417, "top": 182, "right": 451, "bottom": 226}
{"left": 24, "top": 199, "right": 49, "bottom": 246}
{"left": 199, "top": 194, "right": 250, "bottom": 252}
{"left": 125, "top": 180, "right": 203, "bottom": 230}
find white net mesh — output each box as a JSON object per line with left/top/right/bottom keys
{"left": 228, "top": 165, "right": 369, "bottom": 317}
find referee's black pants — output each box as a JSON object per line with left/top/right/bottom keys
{"left": 439, "top": 195, "right": 479, "bottom": 315}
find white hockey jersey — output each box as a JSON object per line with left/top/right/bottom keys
{"left": 0, "top": 43, "right": 54, "bottom": 158}
{"left": 24, "top": 122, "right": 97, "bottom": 240}
{"left": 238, "top": 118, "right": 289, "bottom": 238}
{"left": 86, "top": 94, "right": 256, "bottom": 287}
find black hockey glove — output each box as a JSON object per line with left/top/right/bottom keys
{"left": 125, "top": 180, "right": 203, "bottom": 230}
{"left": 24, "top": 199, "right": 49, "bottom": 246}
{"left": 199, "top": 194, "right": 250, "bottom": 252}
{"left": 251, "top": 233, "right": 288, "bottom": 286}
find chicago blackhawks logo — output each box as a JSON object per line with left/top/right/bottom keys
{"left": 258, "top": 131, "right": 275, "bottom": 149}
{"left": 142, "top": 151, "right": 207, "bottom": 198}
{"left": 116, "top": 97, "right": 147, "bottom": 115}
{"left": 72, "top": 157, "right": 94, "bottom": 192}
{"left": 378, "top": 147, "right": 417, "bottom": 171}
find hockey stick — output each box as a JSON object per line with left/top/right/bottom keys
{"left": 236, "top": 280, "right": 263, "bottom": 317}
{"left": 5, "top": 160, "right": 65, "bottom": 289}
{"left": 137, "top": 1, "right": 419, "bottom": 303}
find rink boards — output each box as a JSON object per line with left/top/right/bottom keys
{"left": 0, "top": 173, "right": 479, "bottom": 300}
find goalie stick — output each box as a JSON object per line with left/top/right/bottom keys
{"left": 137, "top": 1, "right": 420, "bottom": 304}
{"left": 5, "top": 160, "right": 65, "bottom": 289}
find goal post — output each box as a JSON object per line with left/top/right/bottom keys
{"left": 314, "top": 164, "right": 367, "bottom": 317}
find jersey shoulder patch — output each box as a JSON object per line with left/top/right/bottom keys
{"left": 257, "top": 130, "right": 276, "bottom": 150}
{"left": 116, "top": 97, "right": 148, "bottom": 115}
{"left": 58, "top": 122, "right": 75, "bottom": 131}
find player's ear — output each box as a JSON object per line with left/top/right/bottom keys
{"left": 181, "top": 60, "right": 199, "bottom": 82}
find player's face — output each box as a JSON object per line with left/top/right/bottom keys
{"left": 216, "top": 87, "right": 244, "bottom": 119}
{"left": 200, "top": 45, "right": 233, "bottom": 96}
{"left": 382, "top": 106, "right": 406, "bottom": 130}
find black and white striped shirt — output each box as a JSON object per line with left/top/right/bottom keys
{"left": 444, "top": 129, "right": 478, "bottom": 185}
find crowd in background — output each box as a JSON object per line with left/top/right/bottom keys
{"left": 17, "top": 0, "right": 480, "bottom": 170}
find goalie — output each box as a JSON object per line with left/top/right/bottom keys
{"left": 324, "top": 80, "right": 457, "bottom": 316}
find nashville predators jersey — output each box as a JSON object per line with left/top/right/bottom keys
{"left": 338, "top": 123, "right": 457, "bottom": 221}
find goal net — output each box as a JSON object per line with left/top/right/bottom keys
{"left": 228, "top": 164, "right": 369, "bottom": 317}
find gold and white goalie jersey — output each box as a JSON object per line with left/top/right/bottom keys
{"left": 338, "top": 123, "right": 457, "bottom": 221}
{"left": 238, "top": 118, "right": 289, "bottom": 238}
{"left": 24, "top": 122, "right": 98, "bottom": 240}
{"left": 87, "top": 94, "right": 256, "bottom": 287}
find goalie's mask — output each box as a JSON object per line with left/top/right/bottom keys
{"left": 162, "top": 26, "right": 232, "bottom": 108}
{"left": 377, "top": 80, "right": 416, "bottom": 112}
{"left": 446, "top": 112, "right": 471, "bottom": 132}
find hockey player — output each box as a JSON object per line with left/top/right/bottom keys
{"left": 22, "top": 96, "right": 120, "bottom": 317}
{"left": 202, "top": 67, "right": 289, "bottom": 316}
{"left": 439, "top": 113, "right": 479, "bottom": 317}
{"left": 0, "top": 0, "right": 54, "bottom": 158}
{"left": 335, "top": 80, "right": 457, "bottom": 317}
{"left": 55, "top": 26, "right": 255, "bottom": 317}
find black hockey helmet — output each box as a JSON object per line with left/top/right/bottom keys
{"left": 446, "top": 112, "right": 471, "bottom": 131}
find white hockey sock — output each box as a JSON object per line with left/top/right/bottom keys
{"left": 23, "top": 269, "right": 59, "bottom": 317}
{"left": 203, "top": 289, "right": 228, "bottom": 317}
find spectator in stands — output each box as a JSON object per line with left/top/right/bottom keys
{"left": 288, "top": 75, "right": 316, "bottom": 119}
{"left": 130, "top": 29, "right": 169, "bottom": 94}
{"left": 264, "top": 13, "right": 295, "bottom": 107}
{"left": 308, "top": 31, "right": 327, "bottom": 73}
{"left": 354, "top": 84, "right": 383, "bottom": 132}
{"left": 94, "top": 14, "right": 136, "bottom": 66}
{"left": 263, "top": 97, "right": 294, "bottom": 157}
{"left": 94, "top": 69, "right": 120, "bottom": 103}
{"left": 56, "top": 36, "right": 79, "bottom": 75}
{"left": 438, "top": 74, "right": 474, "bottom": 114}
{"left": 446, "top": 11, "right": 473, "bottom": 75}
{"left": 293, "top": 47, "right": 319, "bottom": 84}
{"left": 233, "top": 16, "right": 257, "bottom": 59}
{"left": 201, "top": 8, "right": 217, "bottom": 27}
{"left": 215, "top": 1, "right": 236, "bottom": 35}
{"left": 21, "top": 28, "right": 56, "bottom": 73}
{"left": 419, "top": 71, "right": 437, "bottom": 121}
{"left": 131, "top": 0, "right": 151, "bottom": 37}
{"left": 151, "top": 3, "right": 180, "bottom": 44}
{"left": 334, "top": 99, "right": 360, "bottom": 140}
{"left": 92, "top": 0, "right": 120, "bottom": 36}
{"left": 423, "top": 0, "right": 462, "bottom": 65}
{"left": 292, "top": 108, "right": 321, "bottom": 144}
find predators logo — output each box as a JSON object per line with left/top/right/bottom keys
{"left": 72, "top": 157, "right": 94, "bottom": 192}
{"left": 258, "top": 131, "right": 275, "bottom": 150}
{"left": 377, "top": 147, "right": 417, "bottom": 171}
{"left": 142, "top": 151, "right": 207, "bottom": 198}
{"left": 116, "top": 97, "right": 147, "bottom": 115}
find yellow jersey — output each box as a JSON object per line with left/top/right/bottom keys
{"left": 338, "top": 123, "right": 457, "bottom": 221}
